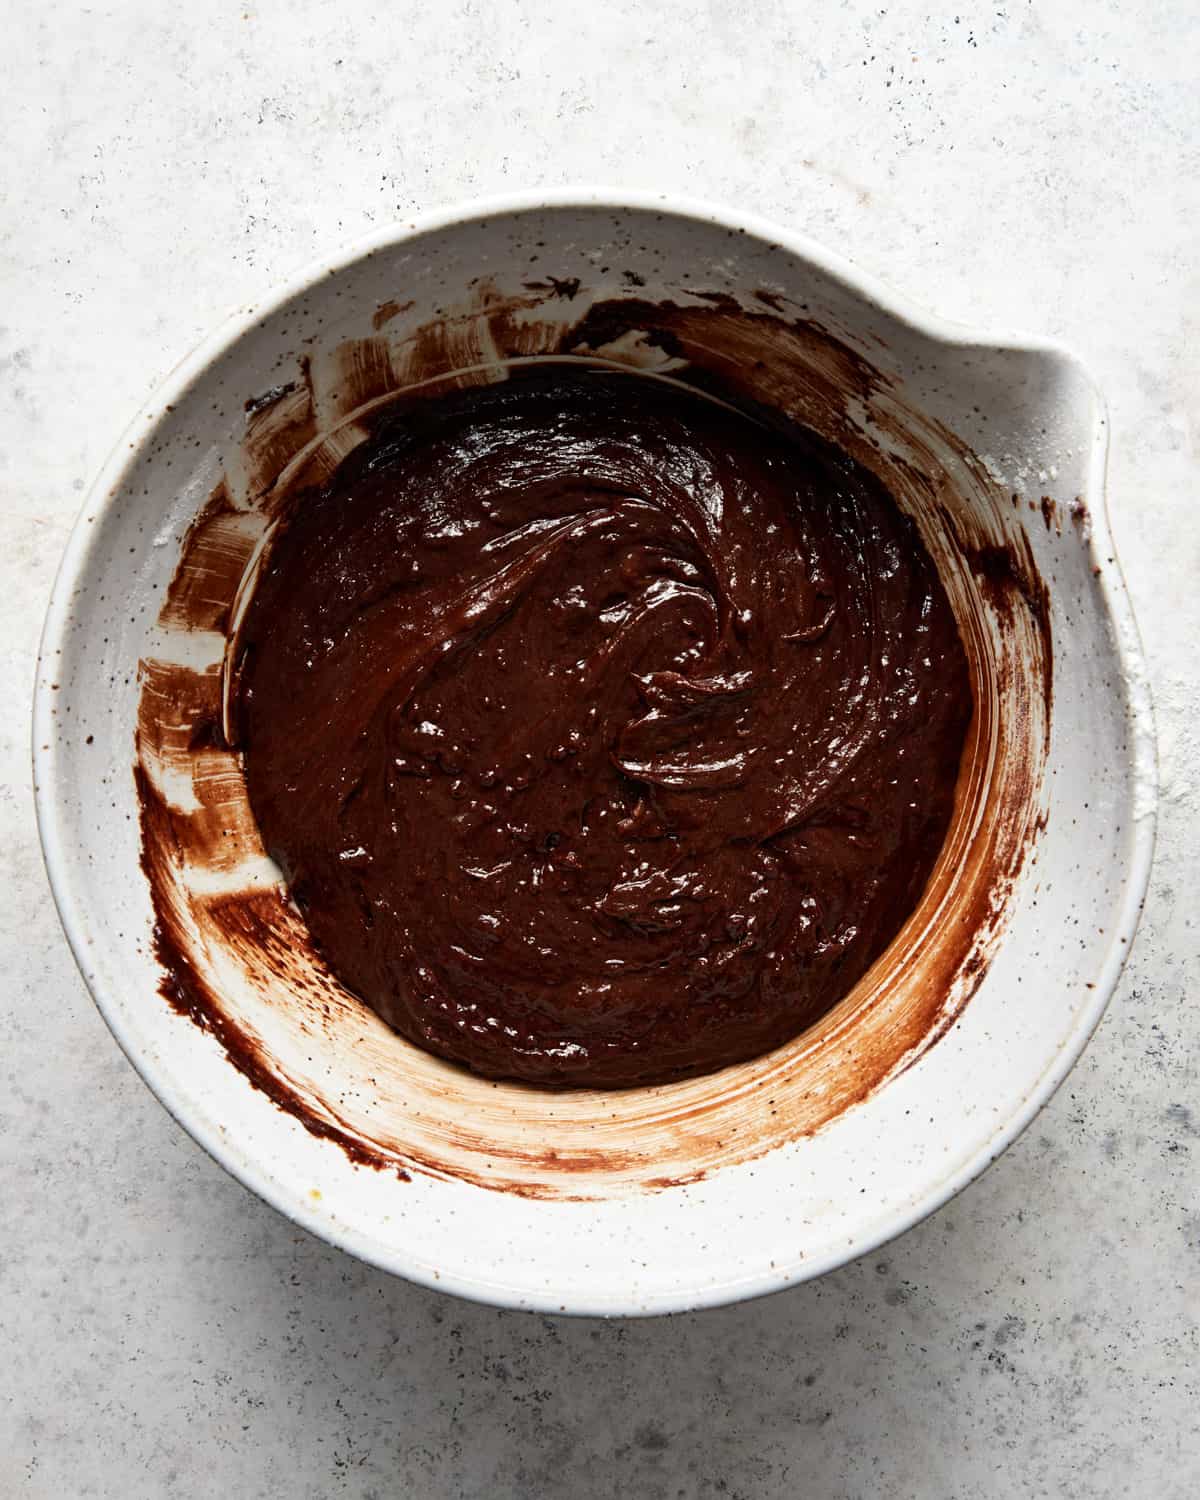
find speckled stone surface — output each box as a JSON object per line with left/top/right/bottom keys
{"left": 2, "top": 3, "right": 1197, "bottom": 1495}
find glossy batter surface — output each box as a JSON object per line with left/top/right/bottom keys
{"left": 237, "top": 368, "right": 971, "bottom": 1087}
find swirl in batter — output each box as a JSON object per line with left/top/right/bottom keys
{"left": 237, "top": 367, "right": 972, "bottom": 1087}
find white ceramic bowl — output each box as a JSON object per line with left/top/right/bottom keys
{"left": 34, "top": 192, "right": 1155, "bottom": 1315}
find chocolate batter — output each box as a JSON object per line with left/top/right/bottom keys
{"left": 237, "top": 366, "right": 971, "bottom": 1087}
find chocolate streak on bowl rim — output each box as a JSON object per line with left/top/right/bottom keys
{"left": 134, "top": 284, "right": 1053, "bottom": 1199}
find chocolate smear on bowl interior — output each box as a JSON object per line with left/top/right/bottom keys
{"left": 135, "top": 281, "right": 1051, "bottom": 1193}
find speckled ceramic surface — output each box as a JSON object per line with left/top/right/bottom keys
{"left": 33, "top": 193, "right": 1154, "bottom": 1316}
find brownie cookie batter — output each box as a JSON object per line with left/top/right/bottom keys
{"left": 236, "top": 367, "right": 972, "bottom": 1087}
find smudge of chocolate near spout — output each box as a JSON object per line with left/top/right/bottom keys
{"left": 134, "top": 279, "right": 1054, "bottom": 1197}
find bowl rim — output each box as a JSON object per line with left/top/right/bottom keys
{"left": 32, "top": 187, "right": 1158, "bottom": 1315}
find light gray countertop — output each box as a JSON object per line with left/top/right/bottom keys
{"left": 2, "top": 3, "right": 1196, "bottom": 1495}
